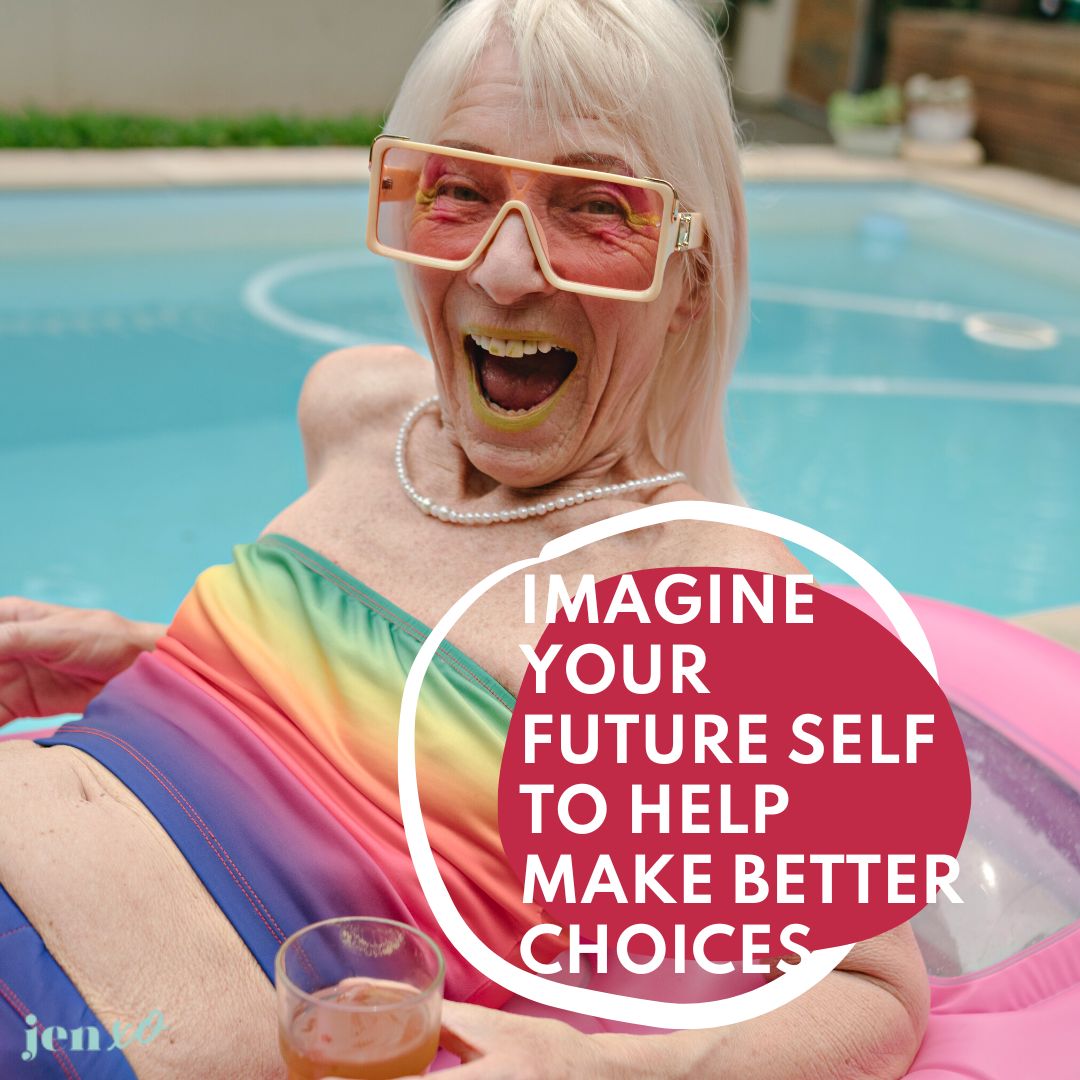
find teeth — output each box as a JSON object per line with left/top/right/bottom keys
{"left": 469, "top": 332, "right": 561, "bottom": 358}
{"left": 486, "top": 400, "right": 533, "bottom": 416}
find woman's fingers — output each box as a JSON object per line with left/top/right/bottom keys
{"left": 0, "top": 595, "right": 74, "bottom": 624}
{"left": 438, "top": 1000, "right": 562, "bottom": 1062}
{"left": 0, "top": 613, "right": 87, "bottom": 665}
{"left": 436, "top": 1003, "right": 599, "bottom": 1078}
{"left": 437, "top": 1000, "right": 504, "bottom": 1061}
{"left": 0, "top": 607, "right": 137, "bottom": 670}
{"left": 322, "top": 1004, "right": 598, "bottom": 1080}
{"left": 0, "top": 603, "right": 95, "bottom": 663}
{"left": 328, "top": 1073, "right": 506, "bottom": 1080}
{"left": 0, "top": 655, "right": 98, "bottom": 723}
{"left": 397, "top": 1062, "right": 510, "bottom": 1080}
{"left": 0, "top": 602, "right": 157, "bottom": 723}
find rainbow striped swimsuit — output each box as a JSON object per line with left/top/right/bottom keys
{"left": 39, "top": 534, "right": 552, "bottom": 1005}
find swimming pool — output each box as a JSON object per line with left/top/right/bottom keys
{"left": 1, "top": 180, "right": 1078, "bottom": 624}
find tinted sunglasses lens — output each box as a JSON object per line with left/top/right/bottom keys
{"left": 375, "top": 144, "right": 500, "bottom": 263}
{"left": 374, "top": 144, "right": 666, "bottom": 293}
{"left": 540, "top": 175, "right": 665, "bottom": 292}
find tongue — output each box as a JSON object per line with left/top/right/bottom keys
{"left": 478, "top": 352, "right": 574, "bottom": 411}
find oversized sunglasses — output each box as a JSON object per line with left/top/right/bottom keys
{"left": 366, "top": 134, "right": 705, "bottom": 302}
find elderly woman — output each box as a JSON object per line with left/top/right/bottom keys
{"left": 0, "top": 0, "right": 928, "bottom": 1077}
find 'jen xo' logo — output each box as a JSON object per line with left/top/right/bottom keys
{"left": 22, "top": 1009, "right": 167, "bottom": 1061}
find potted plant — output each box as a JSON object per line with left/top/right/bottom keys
{"left": 827, "top": 85, "right": 904, "bottom": 157}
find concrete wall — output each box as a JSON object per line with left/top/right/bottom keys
{"left": 0, "top": 0, "right": 444, "bottom": 116}
{"left": 732, "top": 0, "right": 799, "bottom": 104}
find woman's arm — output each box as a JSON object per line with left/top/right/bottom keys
{"left": 615, "top": 925, "right": 929, "bottom": 1080}
{"left": 424, "top": 925, "right": 928, "bottom": 1080}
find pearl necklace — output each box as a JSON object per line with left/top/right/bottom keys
{"left": 395, "top": 396, "right": 687, "bottom": 525}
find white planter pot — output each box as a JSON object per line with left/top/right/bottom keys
{"left": 907, "top": 105, "right": 977, "bottom": 143}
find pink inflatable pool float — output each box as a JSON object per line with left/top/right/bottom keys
{"left": 495, "top": 589, "right": 1080, "bottom": 1078}
{"left": 830, "top": 587, "right": 1080, "bottom": 1079}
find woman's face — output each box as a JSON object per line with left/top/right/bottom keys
{"left": 410, "top": 46, "right": 695, "bottom": 490}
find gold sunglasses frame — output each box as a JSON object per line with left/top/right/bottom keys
{"left": 366, "top": 134, "right": 705, "bottom": 303}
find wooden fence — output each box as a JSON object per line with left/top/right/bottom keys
{"left": 887, "top": 11, "right": 1080, "bottom": 183}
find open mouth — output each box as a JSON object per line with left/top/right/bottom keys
{"left": 465, "top": 332, "right": 577, "bottom": 414}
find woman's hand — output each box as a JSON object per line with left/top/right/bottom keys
{"left": 386, "top": 1002, "right": 664, "bottom": 1080}
{"left": 0, "top": 597, "right": 165, "bottom": 724}
{"left": 331, "top": 923, "right": 926, "bottom": 1080}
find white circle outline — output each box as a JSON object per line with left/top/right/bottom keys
{"left": 399, "top": 500, "right": 937, "bottom": 1029}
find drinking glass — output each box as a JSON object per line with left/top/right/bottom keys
{"left": 276, "top": 917, "right": 445, "bottom": 1080}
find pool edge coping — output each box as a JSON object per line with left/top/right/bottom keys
{"left": 741, "top": 146, "right": 1080, "bottom": 230}
{"left": 1, "top": 144, "right": 1078, "bottom": 228}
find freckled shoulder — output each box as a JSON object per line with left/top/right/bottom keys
{"left": 297, "top": 344, "right": 436, "bottom": 484}
{"left": 714, "top": 525, "right": 809, "bottom": 578}
{"left": 657, "top": 513, "right": 810, "bottom": 578}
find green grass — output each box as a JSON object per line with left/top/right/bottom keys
{"left": 0, "top": 109, "right": 385, "bottom": 149}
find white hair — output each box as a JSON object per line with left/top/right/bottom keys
{"left": 385, "top": 0, "right": 747, "bottom": 503}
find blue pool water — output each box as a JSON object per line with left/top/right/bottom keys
{"left": 1, "top": 181, "right": 1078, "bottom": 623}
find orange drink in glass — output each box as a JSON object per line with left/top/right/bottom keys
{"left": 276, "top": 917, "right": 445, "bottom": 1079}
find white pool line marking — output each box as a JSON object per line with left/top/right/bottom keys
{"left": 733, "top": 374, "right": 1080, "bottom": 406}
{"left": 236, "top": 253, "right": 1079, "bottom": 405}
{"left": 753, "top": 282, "right": 963, "bottom": 323}
{"left": 752, "top": 282, "right": 1078, "bottom": 340}
{"left": 241, "top": 250, "right": 381, "bottom": 348}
